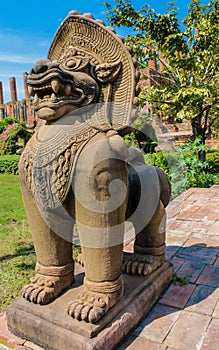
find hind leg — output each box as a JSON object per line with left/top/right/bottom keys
{"left": 124, "top": 164, "right": 170, "bottom": 276}
{"left": 123, "top": 200, "right": 166, "bottom": 275}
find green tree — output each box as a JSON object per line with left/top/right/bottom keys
{"left": 105, "top": 0, "right": 219, "bottom": 153}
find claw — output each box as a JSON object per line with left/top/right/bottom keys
{"left": 143, "top": 264, "right": 153, "bottom": 276}
{"left": 131, "top": 261, "right": 138, "bottom": 274}
{"left": 88, "top": 307, "right": 104, "bottom": 323}
{"left": 68, "top": 301, "right": 78, "bottom": 317}
{"left": 122, "top": 260, "right": 128, "bottom": 272}
{"left": 74, "top": 304, "right": 84, "bottom": 320}
{"left": 126, "top": 261, "right": 132, "bottom": 274}
{"left": 137, "top": 263, "right": 144, "bottom": 275}
{"left": 29, "top": 287, "right": 43, "bottom": 303}
{"left": 81, "top": 305, "right": 92, "bottom": 322}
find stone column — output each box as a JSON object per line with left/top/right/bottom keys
{"left": 9, "top": 77, "right": 18, "bottom": 102}
{"left": 19, "top": 103, "right": 25, "bottom": 122}
{"left": 159, "top": 52, "right": 166, "bottom": 72}
{"left": 0, "top": 108, "right": 4, "bottom": 120}
{"left": 148, "top": 58, "right": 157, "bottom": 87}
{"left": 0, "top": 81, "right": 4, "bottom": 105}
{"left": 23, "top": 72, "right": 30, "bottom": 100}
{"left": 148, "top": 58, "right": 157, "bottom": 72}
{"left": 0, "top": 82, "right": 5, "bottom": 120}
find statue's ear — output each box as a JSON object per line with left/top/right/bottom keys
{"left": 94, "top": 61, "right": 121, "bottom": 83}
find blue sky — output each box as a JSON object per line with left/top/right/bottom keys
{"left": 0, "top": 0, "right": 198, "bottom": 102}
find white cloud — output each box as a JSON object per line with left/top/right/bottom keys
{"left": 38, "top": 40, "right": 50, "bottom": 48}
{"left": 0, "top": 52, "right": 38, "bottom": 64}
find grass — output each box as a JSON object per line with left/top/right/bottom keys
{"left": 0, "top": 174, "right": 82, "bottom": 312}
{"left": 0, "top": 174, "right": 36, "bottom": 312}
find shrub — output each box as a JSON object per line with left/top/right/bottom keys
{"left": 143, "top": 138, "right": 219, "bottom": 198}
{"left": 206, "top": 151, "right": 219, "bottom": 174}
{"left": 0, "top": 121, "right": 32, "bottom": 155}
{"left": 144, "top": 152, "right": 170, "bottom": 176}
{"left": 0, "top": 155, "right": 20, "bottom": 174}
{"left": 144, "top": 151, "right": 187, "bottom": 198}
{"left": 180, "top": 138, "right": 218, "bottom": 188}
{"left": 0, "top": 116, "right": 25, "bottom": 134}
{"left": 124, "top": 111, "right": 158, "bottom": 152}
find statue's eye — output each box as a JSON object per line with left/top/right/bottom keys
{"left": 66, "top": 59, "right": 77, "bottom": 68}
{"left": 62, "top": 57, "right": 90, "bottom": 71}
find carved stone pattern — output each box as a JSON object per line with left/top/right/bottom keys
{"left": 35, "top": 262, "right": 74, "bottom": 277}
{"left": 20, "top": 126, "right": 98, "bottom": 209}
{"left": 84, "top": 275, "right": 123, "bottom": 294}
{"left": 48, "top": 15, "right": 136, "bottom": 129}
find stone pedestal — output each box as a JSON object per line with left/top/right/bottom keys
{"left": 7, "top": 261, "right": 173, "bottom": 350}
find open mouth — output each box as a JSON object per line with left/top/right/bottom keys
{"left": 27, "top": 71, "right": 85, "bottom": 110}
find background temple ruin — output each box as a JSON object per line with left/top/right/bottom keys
{"left": 0, "top": 56, "right": 164, "bottom": 128}
{"left": 0, "top": 73, "right": 35, "bottom": 127}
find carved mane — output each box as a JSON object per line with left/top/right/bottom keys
{"left": 48, "top": 11, "right": 140, "bottom": 131}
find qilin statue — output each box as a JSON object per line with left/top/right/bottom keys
{"left": 19, "top": 11, "right": 171, "bottom": 324}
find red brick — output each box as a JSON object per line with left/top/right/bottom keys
{"left": 167, "top": 220, "right": 182, "bottom": 230}
{"left": 0, "top": 313, "right": 24, "bottom": 348}
{"left": 188, "top": 235, "right": 219, "bottom": 247}
{"left": 207, "top": 221, "right": 219, "bottom": 235}
{"left": 176, "top": 211, "right": 194, "bottom": 220}
{"left": 177, "top": 244, "right": 218, "bottom": 264}
{"left": 186, "top": 285, "right": 219, "bottom": 316}
{"left": 186, "top": 212, "right": 207, "bottom": 221}
{"left": 200, "top": 318, "right": 219, "bottom": 350}
{"left": 197, "top": 265, "right": 219, "bottom": 287}
{"left": 164, "top": 311, "right": 210, "bottom": 350}
{"left": 167, "top": 206, "right": 182, "bottom": 219}
{"left": 134, "top": 304, "right": 180, "bottom": 343}
{"left": 176, "top": 260, "right": 205, "bottom": 283}
{"left": 205, "top": 214, "right": 219, "bottom": 221}
{"left": 174, "top": 220, "right": 210, "bottom": 233}
{"left": 169, "top": 257, "right": 185, "bottom": 273}
{"left": 159, "top": 283, "right": 196, "bottom": 309}
{"left": 118, "top": 336, "right": 167, "bottom": 350}
{"left": 166, "top": 232, "right": 190, "bottom": 247}
{"left": 166, "top": 246, "right": 181, "bottom": 260}
{"left": 213, "top": 299, "right": 219, "bottom": 318}
{"left": 214, "top": 256, "right": 219, "bottom": 266}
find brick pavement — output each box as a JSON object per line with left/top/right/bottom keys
{"left": 0, "top": 185, "right": 219, "bottom": 350}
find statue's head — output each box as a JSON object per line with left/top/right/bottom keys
{"left": 27, "top": 11, "right": 140, "bottom": 129}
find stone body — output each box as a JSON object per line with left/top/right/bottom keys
{"left": 18, "top": 11, "right": 171, "bottom": 324}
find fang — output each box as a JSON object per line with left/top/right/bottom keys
{"left": 34, "top": 94, "right": 39, "bottom": 104}
{"left": 65, "top": 84, "right": 72, "bottom": 96}
{"left": 51, "top": 80, "right": 60, "bottom": 93}
{"left": 51, "top": 93, "right": 57, "bottom": 102}
{"left": 28, "top": 86, "right": 34, "bottom": 97}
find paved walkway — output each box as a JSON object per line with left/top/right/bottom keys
{"left": 0, "top": 185, "right": 219, "bottom": 350}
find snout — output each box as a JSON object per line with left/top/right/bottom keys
{"left": 31, "top": 59, "right": 59, "bottom": 75}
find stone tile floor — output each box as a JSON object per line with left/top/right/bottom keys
{"left": 0, "top": 185, "right": 219, "bottom": 350}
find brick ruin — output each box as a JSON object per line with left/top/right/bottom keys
{"left": 0, "top": 73, "right": 35, "bottom": 127}
{"left": 0, "top": 54, "right": 166, "bottom": 128}
{"left": 0, "top": 60, "right": 191, "bottom": 139}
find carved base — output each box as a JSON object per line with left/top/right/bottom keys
{"left": 7, "top": 260, "right": 173, "bottom": 350}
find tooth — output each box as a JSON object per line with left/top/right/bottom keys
{"left": 65, "top": 84, "right": 71, "bottom": 96}
{"left": 28, "top": 86, "right": 34, "bottom": 96}
{"left": 51, "top": 93, "right": 57, "bottom": 102}
{"left": 34, "top": 94, "right": 39, "bottom": 104}
{"left": 51, "top": 80, "right": 60, "bottom": 93}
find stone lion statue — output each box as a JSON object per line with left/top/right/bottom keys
{"left": 19, "top": 11, "right": 171, "bottom": 324}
